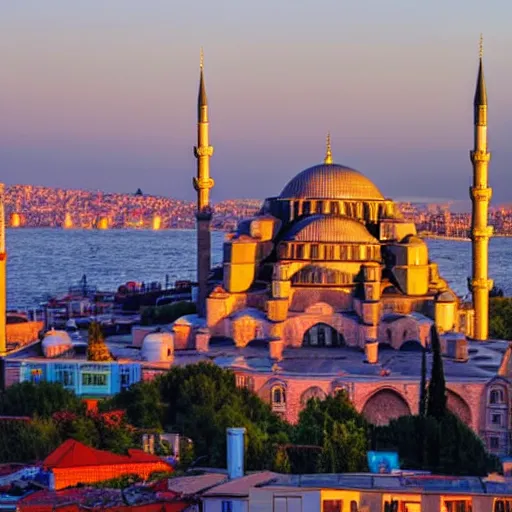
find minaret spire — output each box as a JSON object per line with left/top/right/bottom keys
{"left": 193, "top": 48, "right": 215, "bottom": 318}
{"left": 469, "top": 34, "right": 493, "bottom": 340}
{"left": 324, "top": 132, "right": 333, "bottom": 165}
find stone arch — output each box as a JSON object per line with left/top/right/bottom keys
{"left": 362, "top": 389, "right": 411, "bottom": 426}
{"left": 300, "top": 386, "right": 327, "bottom": 406}
{"left": 284, "top": 313, "right": 359, "bottom": 348}
{"left": 209, "top": 336, "right": 236, "bottom": 348}
{"left": 303, "top": 322, "right": 345, "bottom": 348}
{"left": 446, "top": 389, "right": 472, "bottom": 426}
{"left": 290, "top": 288, "right": 352, "bottom": 313}
{"left": 400, "top": 340, "right": 424, "bottom": 352}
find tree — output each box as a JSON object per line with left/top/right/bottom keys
{"left": 0, "top": 418, "right": 61, "bottom": 463}
{"left": 0, "top": 382, "right": 84, "bottom": 418}
{"left": 372, "top": 413, "right": 500, "bottom": 476}
{"left": 427, "top": 325, "right": 446, "bottom": 419}
{"left": 140, "top": 301, "right": 197, "bottom": 326}
{"left": 293, "top": 391, "right": 368, "bottom": 474}
{"left": 489, "top": 297, "right": 512, "bottom": 340}
{"left": 419, "top": 347, "right": 427, "bottom": 417}
{"left": 104, "top": 363, "right": 288, "bottom": 470}
{"left": 87, "top": 321, "right": 113, "bottom": 361}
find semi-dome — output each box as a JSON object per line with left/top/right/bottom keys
{"left": 283, "top": 215, "right": 379, "bottom": 244}
{"left": 279, "top": 163, "right": 384, "bottom": 201}
{"left": 42, "top": 329, "right": 73, "bottom": 358}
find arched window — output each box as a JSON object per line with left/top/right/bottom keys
{"left": 303, "top": 323, "right": 344, "bottom": 347}
{"left": 490, "top": 388, "right": 505, "bottom": 404}
{"left": 271, "top": 385, "right": 286, "bottom": 411}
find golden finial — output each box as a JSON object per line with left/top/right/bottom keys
{"left": 200, "top": 47, "right": 204, "bottom": 69}
{"left": 479, "top": 34, "right": 483, "bottom": 59}
{"left": 324, "top": 132, "right": 333, "bottom": 165}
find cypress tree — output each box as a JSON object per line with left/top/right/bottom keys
{"left": 426, "top": 325, "right": 446, "bottom": 419}
{"left": 419, "top": 346, "right": 427, "bottom": 417}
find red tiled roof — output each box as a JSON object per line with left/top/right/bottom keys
{"left": 43, "top": 440, "right": 171, "bottom": 469}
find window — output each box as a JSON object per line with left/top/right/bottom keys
{"left": 310, "top": 244, "right": 319, "bottom": 259}
{"left": 490, "top": 389, "right": 505, "bottom": 404}
{"left": 274, "top": 496, "right": 302, "bottom": 512}
{"left": 296, "top": 244, "right": 305, "bottom": 259}
{"left": 492, "top": 413, "right": 502, "bottom": 426}
{"left": 444, "top": 499, "right": 472, "bottom": 512}
{"left": 221, "top": 501, "right": 232, "bottom": 512}
{"left": 323, "top": 500, "right": 342, "bottom": 512}
{"left": 325, "top": 245, "right": 335, "bottom": 260}
{"left": 81, "top": 373, "right": 107, "bottom": 387}
{"left": 490, "top": 437, "right": 500, "bottom": 450}
{"left": 494, "top": 499, "right": 512, "bottom": 512}
{"left": 55, "top": 365, "right": 74, "bottom": 387}
{"left": 271, "top": 385, "right": 286, "bottom": 411}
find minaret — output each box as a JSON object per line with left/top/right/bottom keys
{"left": 193, "top": 49, "right": 214, "bottom": 317}
{"left": 470, "top": 35, "right": 493, "bottom": 340}
{"left": 0, "top": 184, "right": 6, "bottom": 355}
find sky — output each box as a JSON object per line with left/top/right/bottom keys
{"left": 1, "top": 1, "right": 511, "bottom": 205}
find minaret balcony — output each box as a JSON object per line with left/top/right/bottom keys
{"left": 469, "top": 187, "right": 492, "bottom": 202}
{"left": 194, "top": 145, "right": 214, "bottom": 158}
{"left": 470, "top": 150, "right": 491, "bottom": 163}
{"left": 193, "top": 177, "right": 215, "bottom": 191}
{"left": 470, "top": 277, "right": 494, "bottom": 291}
{"left": 470, "top": 226, "right": 493, "bottom": 239}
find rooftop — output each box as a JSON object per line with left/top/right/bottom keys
{"left": 262, "top": 473, "right": 512, "bottom": 496}
{"left": 7, "top": 333, "right": 509, "bottom": 382}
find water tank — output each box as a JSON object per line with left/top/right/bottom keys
{"left": 226, "top": 427, "right": 246, "bottom": 480}
{"left": 141, "top": 332, "right": 174, "bottom": 362}
{"left": 42, "top": 329, "right": 73, "bottom": 358}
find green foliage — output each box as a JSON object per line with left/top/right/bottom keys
{"left": 427, "top": 326, "right": 446, "bottom": 419}
{"left": 103, "top": 381, "right": 164, "bottom": 430}
{"left": 105, "top": 362, "right": 288, "bottom": 470}
{"left": 372, "top": 413, "right": 501, "bottom": 476}
{"left": 293, "top": 391, "right": 368, "bottom": 474}
{"left": 87, "top": 321, "right": 113, "bottom": 362}
{"left": 490, "top": 297, "right": 512, "bottom": 340}
{"left": 0, "top": 418, "right": 61, "bottom": 463}
{"left": 273, "top": 446, "right": 292, "bottom": 473}
{"left": 419, "top": 347, "right": 427, "bottom": 417}
{"left": 0, "top": 382, "right": 84, "bottom": 418}
{"left": 140, "top": 301, "right": 197, "bottom": 326}
{"left": 93, "top": 474, "right": 142, "bottom": 489}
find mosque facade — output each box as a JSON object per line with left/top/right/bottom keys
{"left": 177, "top": 44, "right": 510, "bottom": 455}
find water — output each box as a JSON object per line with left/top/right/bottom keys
{"left": 5, "top": 229, "right": 512, "bottom": 309}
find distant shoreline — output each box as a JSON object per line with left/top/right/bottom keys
{"left": 422, "top": 234, "right": 512, "bottom": 241}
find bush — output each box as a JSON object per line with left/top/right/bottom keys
{"left": 140, "top": 301, "right": 197, "bottom": 326}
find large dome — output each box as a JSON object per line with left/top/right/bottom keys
{"left": 279, "top": 163, "right": 384, "bottom": 201}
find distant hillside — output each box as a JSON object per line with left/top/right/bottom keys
{"left": 4, "top": 184, "right": 261, "bottom": 230}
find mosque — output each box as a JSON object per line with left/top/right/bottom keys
{"left": 2, "top": 42, "right": 510, "bottom": 457}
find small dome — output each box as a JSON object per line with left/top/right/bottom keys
{"left": 282, "top": 215, "right": 379, "bottom": 244}
{"left": 141, "top": 332, "right": 174, "bottom": 362}
{"left": 42, "top": 329, "right": 73, "bottom": 358}
{"left": 280, "top": 163, "right": 384, "bottom": 201}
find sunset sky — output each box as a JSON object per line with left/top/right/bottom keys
{"left": 1, "top": 0, "right": 511, "bottom": 204}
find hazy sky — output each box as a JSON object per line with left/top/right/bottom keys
{"left": 1, "top": 1, "right": 511, "bottom": 205}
